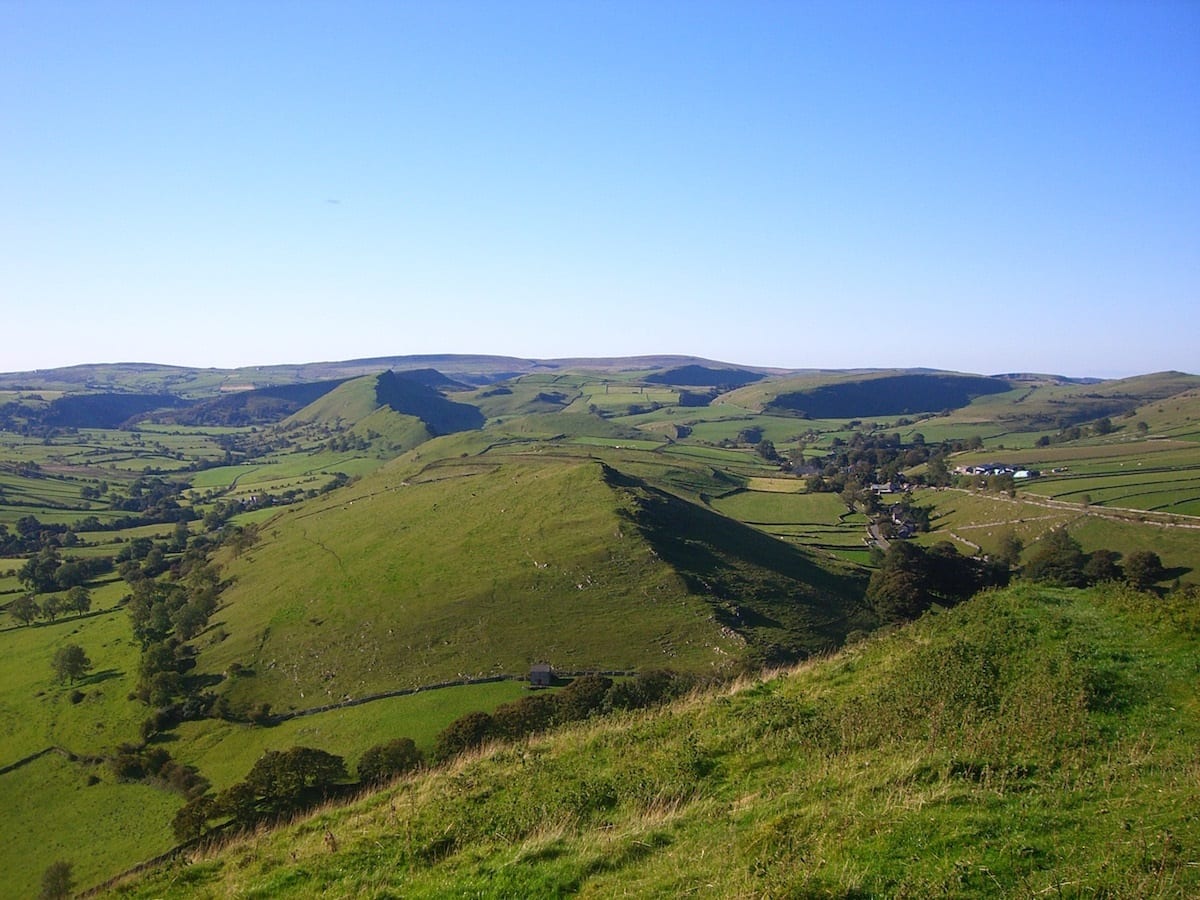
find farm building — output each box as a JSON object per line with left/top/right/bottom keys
{"left": 529, "top": 663, "right": 554, "bottom": 687}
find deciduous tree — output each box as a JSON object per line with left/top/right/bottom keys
{"left": 51, "top": 644, "right": 92, "bottom": 683}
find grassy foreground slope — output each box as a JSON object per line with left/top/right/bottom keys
{"left": 113, "top": 582, "right": 1200, "bottom": 898}
{"left": 204, "top": 453, "right": 867, "bottom": 714}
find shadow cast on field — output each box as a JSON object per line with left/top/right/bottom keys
{"left": 80, "top": 668, "right": 123, "bottom": 686}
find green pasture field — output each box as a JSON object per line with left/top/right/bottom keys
{"left": 0, "top": 469, "right": 96, "bottom": 510}
{"left": 712, "top": 489, "right": 849, "bottom": 525}
{"left": 567, "top": 436, "right": 665, "bottom": 451}
{"left": 1026, "top": 472, "right": 1200, "bottom": 514}
{"left": 913, "top": 486, "right": 1200, "bottom": 575}
{"left": 743, "top": 476, "right": 804, "bottom": 493}
{"left": 189, "top": 451, "right": 379, "bottom": 498}
{"left": 193, "top": 456, "right": 737, "bottom": 714}
{"left": 116, "top": 584, "right": 1200, "bottom": 899}
{"left": 710, "top": 490, "right": 870, "bottom": 563}
{"left": 172, "top": 679, "right": 536, "bottom": 791}
{"left": 134, "top": 424, "right": 248, "bottom": 436}
{"left": 563, "top": 385, "right": 679, "bottom": 415}
{"left": 2, "top": 752, "right": 180, "bottom": 900}
{"left": 0, "top": 608, "right": 143, "bottom": 762}
{"left": 656, "top": 443, "right": 771, "bottom": 467}
{"left": 912, "top": 489, "right": 1078, "bottom": 556}
{"left": 954, "top": 439, "right": 1198, "bottom": 472}
{"left": 77, "top": 521, "right": 185, "bottom": 546}
{"left": 671, "top": 414, "right": 817, "bottom": 446}
{"left": 1067, "top": 516, "right": 1200, "bottom": 579}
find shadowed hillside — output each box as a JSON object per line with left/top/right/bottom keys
{"left": 374, "top": 370, "right": 484, "bottom": 434}
{"left": 767, "top": 372, "right": 1012, "bottom": 418}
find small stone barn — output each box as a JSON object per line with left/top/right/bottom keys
{"left": 529, "top": 663, "right": 554, "bottom": 687}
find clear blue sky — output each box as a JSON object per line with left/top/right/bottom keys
{"left": 3, "top": 1, "right": 1197, "bottom": 378}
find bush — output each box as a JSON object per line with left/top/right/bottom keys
{"left": 358, "top": 737, "right": 423, "bottom": 784}
{"left": 556, "top": 675, "right": 613, "bottom": 723}
{"left": 434, "top": 711, "right": 496, "bottom": 763}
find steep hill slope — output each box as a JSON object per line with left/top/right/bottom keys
{"left": 198, "top": 454, "right": 867, "bottom": 716}
{"left": 762, "top": 372, "right": 1013, "bottom": 418}
{"left": 113, "top": 582, "right": 1200, "bottom": 898}
{"left": 287, "top": 370, "right": 483, "bottom": 437}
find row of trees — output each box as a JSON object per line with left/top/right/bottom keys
{"left": 173, "top": 747, "right": 350, "bottom": 840}
{"left": 1021, "top": 528, "right": 1166, "bottom": 591}
{"left": 433, "top": 670, "right": 699, "bottom": 763}
{"left": 18, "top": 546, "right": 113, "bottom": 594}
{"left": 10, "top": 585, "right": 92, "bottom": 625}
{"left": 170, "top": 670, "right": 699, "bottom": 842}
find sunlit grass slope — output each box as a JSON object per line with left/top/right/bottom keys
{"left": 201, "top": 454, "right": 864, "bottom": 715}
{"left": 114, "top": 582, "right": 1200, "bottom": 898}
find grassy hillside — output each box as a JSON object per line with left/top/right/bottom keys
{"left": 287, "top": 371, "right": 483, "bottom": 437}
{"left": 111, "top": 581, "right": 1200, "bottom": 898}
{"left": 197, "top": 453, "right": 867, "bottom": 716}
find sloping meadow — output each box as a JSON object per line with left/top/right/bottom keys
{"left": 114, "top": 581, "right": 1200, "bottom": 897}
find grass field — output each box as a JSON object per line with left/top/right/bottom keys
{"left": 171, "top": 680, "right": 537, "bottom": 792}
{"left": 4, "top": 752, "right": 180, "bottom": 900}
{"left": 0, "top": 607, "right": 144, "bottom": 761}
{"left": 711, "top": 489, "right": 871, "bottom": 563}
{"left": 2, "top": 361, "right": 1198, "bottom": 896}
{"left": 110, "top": 581, "right": 1200, "bottom": 899}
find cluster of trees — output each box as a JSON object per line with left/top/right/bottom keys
{"left": 867, "top": 541, "right": 1010, "bottom": 624}
{"left": 868, "top": 526, "right": 1173, "bottom": 626}
{"left": 173, "top": 747, "right": 349, "bottom": 840}
{"left": 171, "top": 670, "right": 700, "bottom": 843}
{"left": 125, "top": 552, "right": 224, "bottom": 722}
{"left": 108, "top": 475, "right": 191, "bottom": 518}
{"left": 1033, "top": 415, "right": 1147, "bottom": 447}
{"left": 18, "top": 546, "right": 113, "bottom": 594}
{"left": 433, "top": 670, "right": 699, "bottom": 763}
{"left": 109, "top": 744, "right": 208, "bottom": 799}
{"left": 0, "top": 515, "right": 72, "bottom": 555}
{"left": 10, "top": 585, "right": 93, "bottom": 626}
{"left": 801, "top": 431, "right": 955, "bottom": 496}
{"left": 1021, "top": 528, "right": 1167, "bottom": 591}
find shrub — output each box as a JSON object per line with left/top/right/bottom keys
{"left": 357, "top": 737, "right": 423, "bottom": 784}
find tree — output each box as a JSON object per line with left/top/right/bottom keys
{"left": 556, "top": 674, "right": 614, "bottom": 723}
{"left": 66, "top": 585, "right": 92, "bottom": 617}
{"left": 41, "top": 595, "right": 64, "bottom": 622}
{"left": 172, "top": 795, "right": 216, "bottom": 842}
{"left": 433, "top": 711, "right": 496, "bottom": 763}
{"left": 755, "top": 438, "right": 779, "bottom": 461}
{"left": 357, "top": 738, "right": 423, "bottom": 784}
{"left": 1124, "top": 550, "right": 1165, "bottom": 591}
{"left": 243, "top": 747, "right": 348, "bottom": 818}
{"left": 1083, "top": 549, "right": 1122, "bottom": 584}
{"left": 866, "top": 550, "right": 931, "bottom": 623}
{"left": 19, "top": 546, "right": 62, "bottom": 594}
{"left": 39, "top": 860, "right": 73, "bottom": 900}
{"left": 996, "top": 531, "right": 1024, "bottom": 568}
{"left": 52, "top": 644, "right": 93, "bottom": 683}
{"left": 10, "top": 593, "right": 40, "bottom": 626}
{"left": 1022, "top": 527, "right": 1087, "bottom": 587}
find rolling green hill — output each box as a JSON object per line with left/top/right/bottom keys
{"left": 197, "top": 453, "right": 867, "bottom": 716}
{"left": 287, "top": 370, "right": 484, "bottom": 437}
{"left": 2, "top": 356, "right": 1198, "bottom": 897}
{"left": 109, "top": 581, "right": 1200, "bottom": 898}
